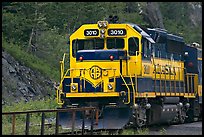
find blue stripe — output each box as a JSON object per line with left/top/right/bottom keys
{"left": 63, "top": 77, "right": 188, "bottom": 94}
{"left": 76, "top": 49, "right": 127, "bottom": 61}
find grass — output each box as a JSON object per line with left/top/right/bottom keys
{"left": 2, "top": 98, "right": 152, "bottom": 135}
{"left": 159, "top": 127, "right": 167, "bottom": 135}
{"left": 121, "top": 128, "right": 149, "bottom": 135}
{"left": 2, "top": 97, "right": 58, "bottom": 135}
{"left": 2, "top": 38, "right": 60, "bottom": 81}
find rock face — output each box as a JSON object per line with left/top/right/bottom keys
{"left": 189, "top": 2, "right": 202, "bottom": 27}
{"left": 2, "top": 50, "right": 56, "bottom": 105}
{"left": 142, "top": 2, "right": 165, "bottom": 29}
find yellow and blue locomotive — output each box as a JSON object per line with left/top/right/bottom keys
{"left": 56, "top": 16, "right": 202, "bottom": 129}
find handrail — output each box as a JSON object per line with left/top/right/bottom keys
{"left": 160, "top": 65, "right": 162, "bottom": 95}
{"left": 60, "top": 53, "right": 68, "bottom": 80}
{"left": 129, "top": 73, "right": 136, "bottom": 105}
{"left": 134, "top": 72, "right": 137, "bottom": 104}
{"left": 127, "top": 61, "right": 137, "bottom": 105}
{"left": 56, "top": 85, "right": 63, "bottom": 105}
{"left": 185, "top": 73, "right": 197, "bottom": 95}
{"left": 119, "top": 72, "right": 130, "bottom": 104}
{"left": 128, "top": 61, "right": 137, "bottom": 104}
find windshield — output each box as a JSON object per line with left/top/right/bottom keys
{"left": 107, "top": 38, "right": 124, "bottom": 49}
{"left": 72, "top": 38, "right": 125, "bottom": 57}
{"left": 72, "top": 39, "right": 104, "bottom": 57}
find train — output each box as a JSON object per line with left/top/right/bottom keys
{"left": 56, "top": 15, "right": 202, "bottom": 129}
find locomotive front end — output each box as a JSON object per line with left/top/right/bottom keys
{"left": 57, "top": 21, "right": 136, "bottom": 107}
{"left": 56, "top": 20, "right": 143, "bottom": 129}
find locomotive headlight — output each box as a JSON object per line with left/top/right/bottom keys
{"left": 103, "top": 21, "right": 108, "bottom": 28}
{"left": 72, "top": 85, "right": 77, "bottom": 91}
{"left": 98, "top": 21, "right": 103, "bottom": 28}
{"left": 98, "top": 21, "right": 108, "bottom": 28}
{"left": 100, "top": 29, "right": 106, "bottom": 39}
{"left": 100, "top": 29, "right": 105, "bottom": 34}
{"left": 70, "top": 83, "right": 78, "bottom": 92}
{"left": 100, "top": 34, "right": 105, "bottom": 39}
{"left": 108, "top": 83, "right": 113, "bottom": 90}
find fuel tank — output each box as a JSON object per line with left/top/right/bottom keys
{"left": 148, "top": 104, "right": 178, "bottom": 125}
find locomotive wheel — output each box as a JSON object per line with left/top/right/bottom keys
{"left": 134, "top": 106, "right": 147, "bottom": 127}
{"left": 179, "top": 108, "right": 187, "bottom": 124}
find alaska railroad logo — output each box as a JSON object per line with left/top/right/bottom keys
{"left": 89, "top": 65, "right": 102, "bottom": 80}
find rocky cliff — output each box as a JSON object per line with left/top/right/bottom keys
{"left": 2, "top": 49, "right": 56, "bottom": 105}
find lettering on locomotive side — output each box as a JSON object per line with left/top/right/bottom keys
{"left": 153, "top": 64, "right": 176, "bottom": 75}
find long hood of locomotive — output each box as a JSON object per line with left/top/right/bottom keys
{"left": 63, "top": 49, "right": 127, "bottom": 93}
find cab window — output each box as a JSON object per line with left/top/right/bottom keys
{"left": 128, "top": 37, "right": 139, "bottom": 56}
{"left": 107, "top": 38, "right": 124, "bottom": 49}
{"left": 72, "top": 39, "right": 104, "bottom": 57}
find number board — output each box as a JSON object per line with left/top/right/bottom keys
{"left": 84, "top": 29, "right": 99, "bottom": 36}
{"left": 108, "top": 29, "right": 126, "bottom": 36}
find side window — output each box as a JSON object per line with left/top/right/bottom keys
{"left": 72, "top": 39, "right": 77, "bottom": 58}
{"left": 151, "top": 44, "right": 155, "bottom": 57}
{"left": 142, "top": 38, "right": 151, "bottom": 59}
{"left": 128, "top": 37, "right": 139, "bottom": 56}
{"left": 72, "top": 40, "right": 84, "bottom": 57}
{"left": 143, "top": 39, "right": 148, "bottom": 57}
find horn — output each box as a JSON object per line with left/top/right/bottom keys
{"left": 113, "top": 15, "right": 119, "bottom": 23}
{"left": 109, "top": 15, "right": 113, "bottom": 23}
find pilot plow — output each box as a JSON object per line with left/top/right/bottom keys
{"left": 58, "top": 106, "right": 131, "bottom": 130}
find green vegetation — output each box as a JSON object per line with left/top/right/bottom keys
{"left": 2, "top": 38, "right": 59, "bottom": 81}
{"left": 2, "top": 97, "right": 58, "bottom": 135}
{"left": 121, "top": 128, "right": 149, "bottom": 135}
{"left": 160, "top": 127, "right": 167, "bottom": 135}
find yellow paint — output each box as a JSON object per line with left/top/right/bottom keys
{"left": 136, "top": 92, "right": 196, "bottom": 98}
{"left": 66, "top": 92, "right": 119, "bottom": 97}
{"left": 198, "top": 85, "right": 202, "bottom": 97}
{"left": 151, "top": 57, "right": 184, "bottom": 81}
{"left": 66, "top": 22, "right": 144, "bottom": 103}
{"left": 135, "top": 92, "right": 156, "bottom": 98}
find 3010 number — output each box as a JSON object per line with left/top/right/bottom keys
{"left": 84, "top": 29, "right": 99, "bottom": 36}
{"left": 108, "top": 29, "right": 126, "bottom": 36}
